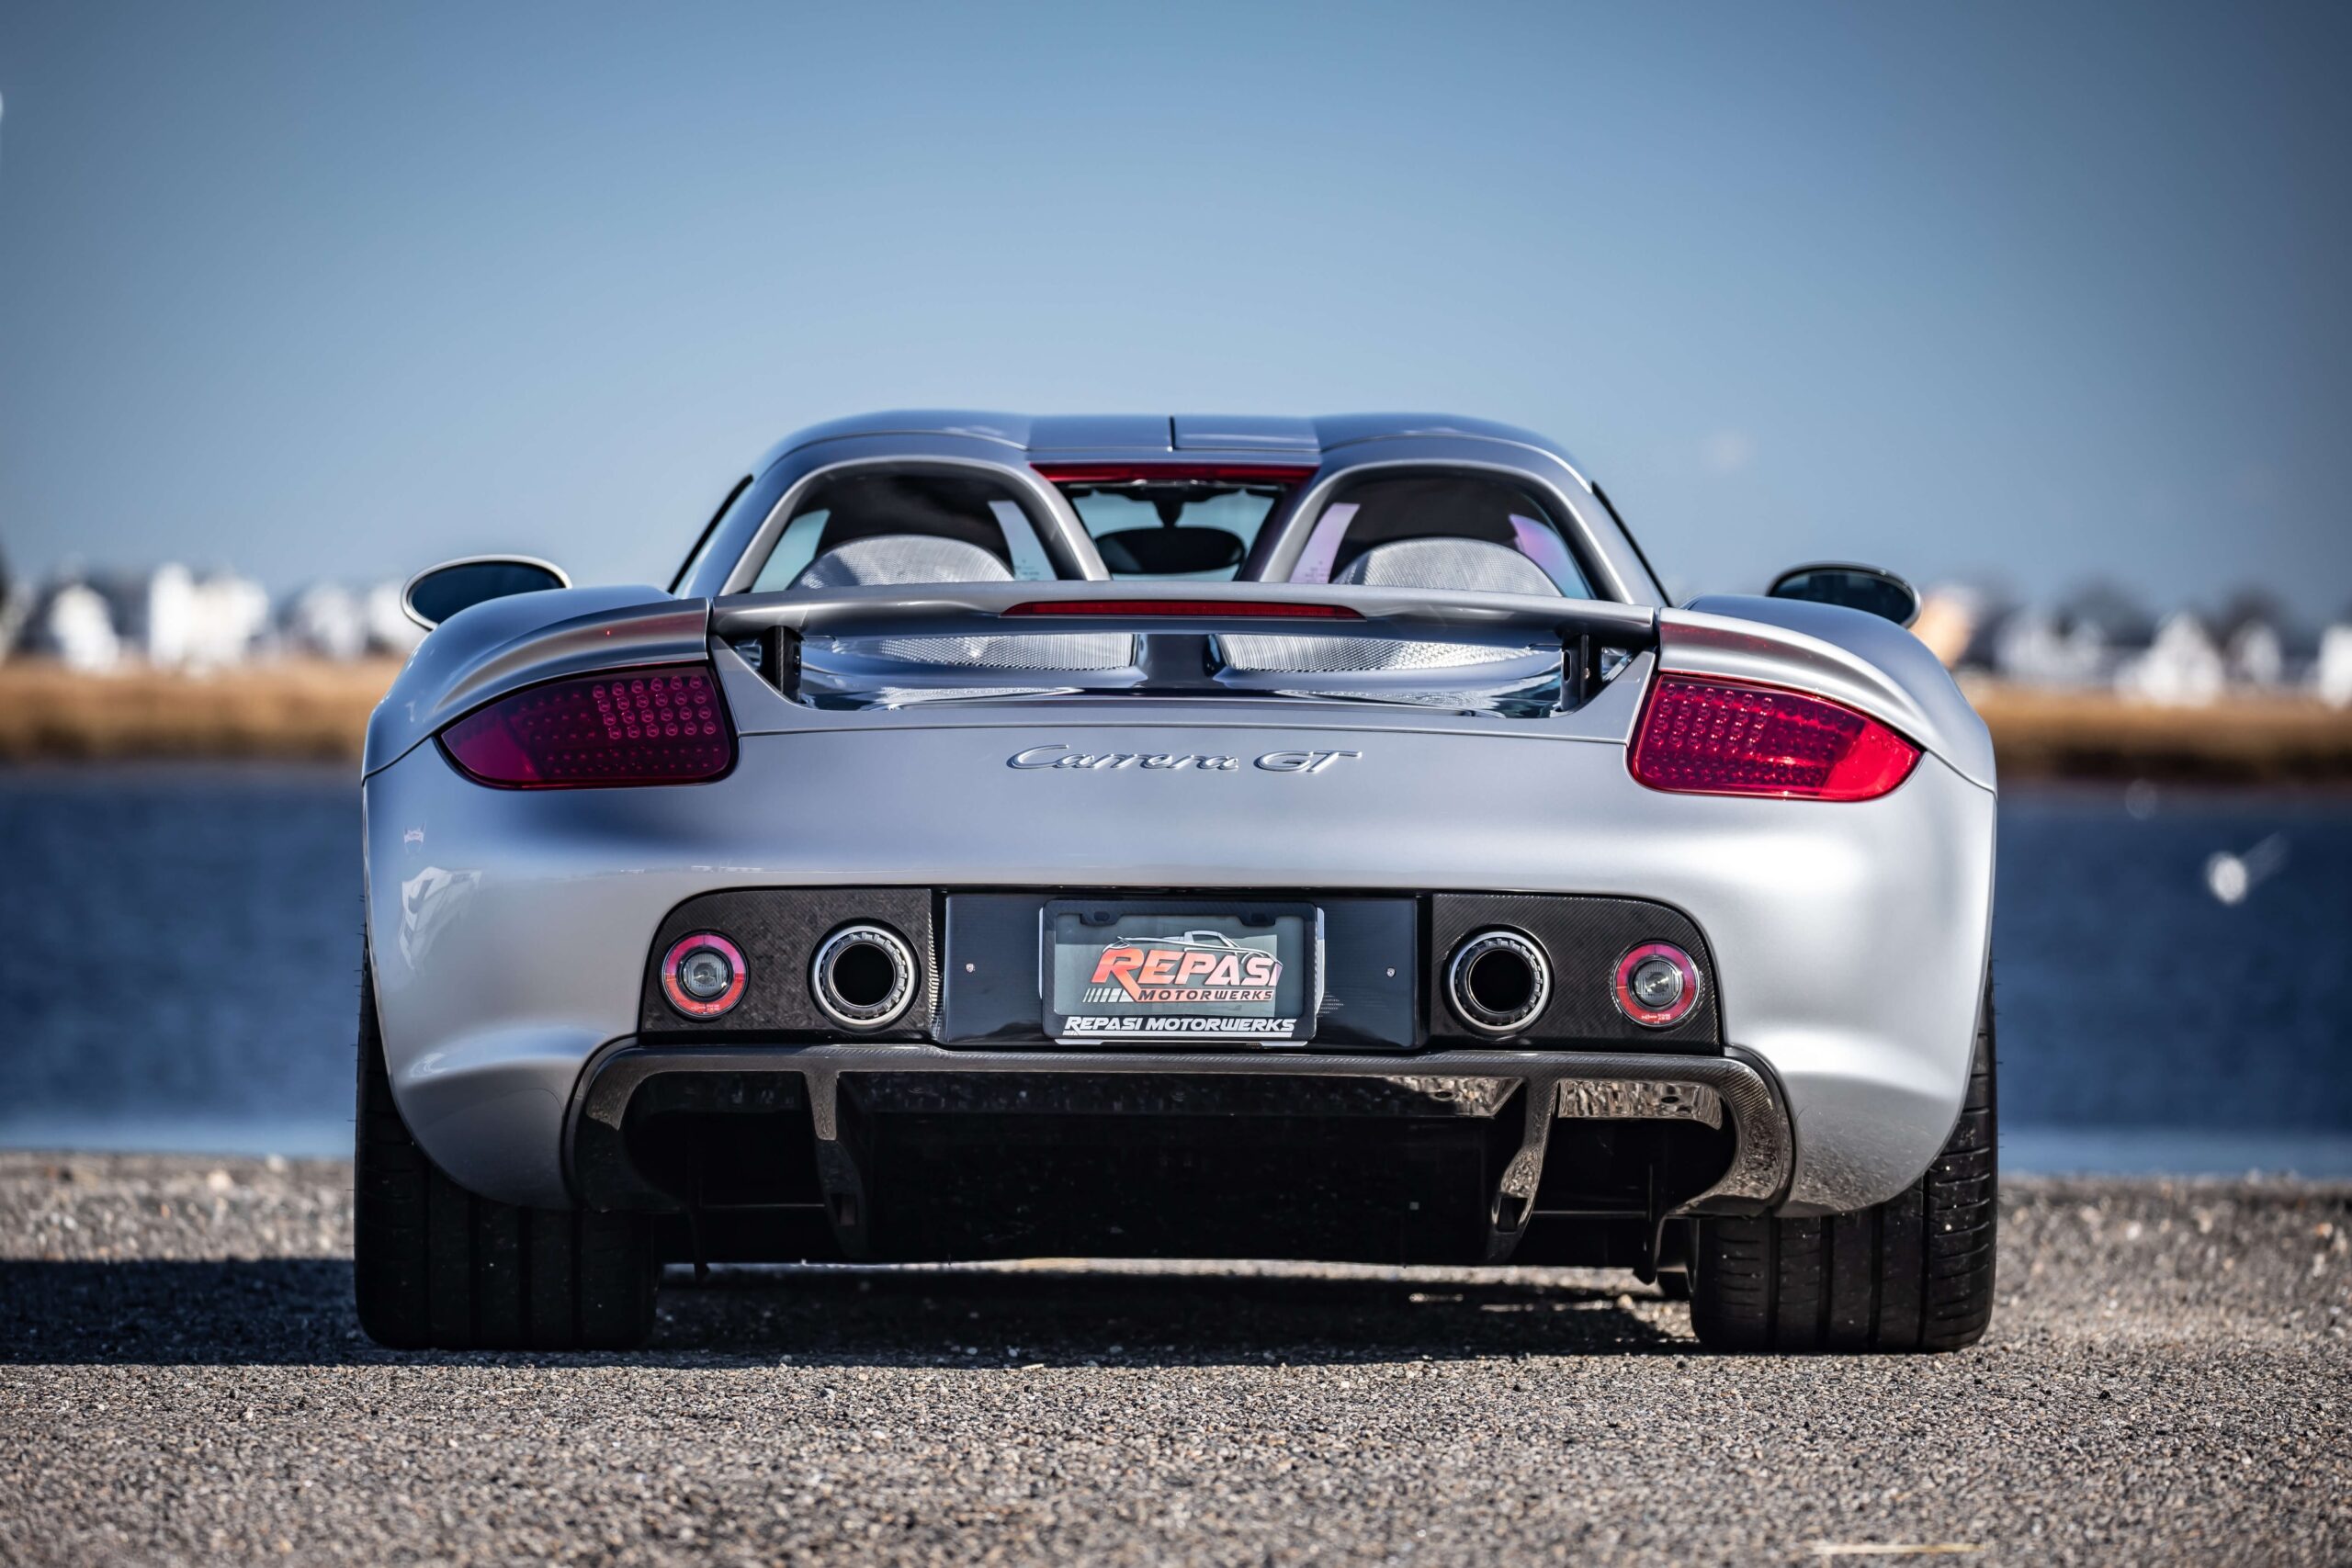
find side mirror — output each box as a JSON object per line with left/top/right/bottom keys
{"left": 1767, "top": 562, "right": 1919, "bottom": 627}
{"left": 401, "top": 556, "right": 571, "bottom": 630}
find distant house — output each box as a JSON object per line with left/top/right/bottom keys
{"left": 182, "top": 571, "right": 272, "bottom": 667}
{"left": 2317, "top": 621, "right": 2352, "bottom": 708}
{"left": 363, "top": 581, "right": 425, "bottom": 656}
{"left": 19, "top": 565, "right": 270, "bottom": 670}
{"left": 2114, "top": 611, "right": 2226, "bottom": 705}
{"left": 277, "top": 580, "right": 425, "bottom": 660}
{"left": 1983, "top": 584, "right": 2160, "bottom": 688}
{"left": 281, "top": 581, "right": 369, "bottom": 660}
{"left": 22, "top": 580, "right": 123, "bottom": 671}
{"left": 1990, "top": 604, "right": 2111, "bottom": 687}
{"left": 128, "top": 567, "right": 271, "bottom": 667}
{"left": 2211, "top": 591, "right": 2311, "bottom": 691}
{"left": 2060, "top": 585, "right": 2158, "bottom": 657}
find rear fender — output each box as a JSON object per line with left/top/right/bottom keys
{"left": 1665, "top": 596, "right": 1995, "bottom": 791}
{"left": 363, "top": 588, "right": 707, "bottom": 777}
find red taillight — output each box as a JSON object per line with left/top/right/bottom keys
{"left": 1033, "top": 462, "right": 1318, "bottom": 486}
{"left": 1630, "top": 674, "right": 1919, "bottom": 801}
{"left": 440, "top": 665, "right": 734, "bottom": 788}
{"left": 1003, "top": 598, "right": 1363, "bottom": 620}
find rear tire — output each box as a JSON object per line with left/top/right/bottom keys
{"left": 1689, "top": 985, "right": 1996, "bottom": 1353}
{"left": 354, "top": 965, "right": 656, "bottom": 1350}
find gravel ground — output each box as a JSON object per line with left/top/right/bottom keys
{"left": 1, "top": 1153, "right": 2346, "bottom": 1565}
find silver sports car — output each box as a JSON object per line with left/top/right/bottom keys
{"left": 357, "top": 412, "right": 1996, "bottom": 1354}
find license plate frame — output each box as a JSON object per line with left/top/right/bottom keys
{"left": 1040, "top": 899, "right": 1325, "bottom": 1044}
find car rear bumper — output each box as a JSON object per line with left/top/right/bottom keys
{"left": 364, "top": 713, "right": 1994, "bottom": 1217}
{"left": 563, "top": 1040, "right": 1792, "bottom": 1267}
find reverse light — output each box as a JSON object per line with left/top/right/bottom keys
{"left": 440, "top": 665, "right": 734, "bottom": 788}
{"left": 662, "top": 932, "right": 746, "bottom": 1019}
{"left": 1613, "top": 942, "right": 1701, "bottom": 1028}
{"left": 1630, "top": 675, "right": 1919, "bottom": 801}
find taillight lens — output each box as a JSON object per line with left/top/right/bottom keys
{"left": 1630, "top": 675, "right": 1919, "bottom": 801}
{"left": 440, "top": 665, "right": 734, "bottom": 788}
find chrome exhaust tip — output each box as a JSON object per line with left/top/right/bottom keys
{"left": 810, "top": 923, "right": 918, "bottom": 1031}
{"left": 1446, "top": 928, "right": 1551, "bottom": 1036}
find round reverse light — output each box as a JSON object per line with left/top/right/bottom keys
{"left": 1613, "top": 942, "right": 1700, "bottom": 1029}
{"left": 662, "top": 933, "right": 746, "bottom": 1019}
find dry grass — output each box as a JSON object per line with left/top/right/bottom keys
{"left": 1966, "top": 681, "right": 2352, "bottom": 783}
{"left": 1, "top": 662, "right": 2348, "bottom": 780}
{"left": 0, "top": 660, "right": 400, "bottom": 761}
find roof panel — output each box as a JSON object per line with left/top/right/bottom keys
{"left": 1172, "top": 415, "right": 1321, "bottom": 453}
{"left": 1023, "top": 414, "right": 1171, "bottom": 451}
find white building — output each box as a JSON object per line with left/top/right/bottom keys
{"left": 2223, "top": 618, "right": 2287, "bottom": 689}
{"left": 2114, "top": 611, "right": 2226, "bottom": 705}
{"left": 2316, "top": 623, "right": 2352, "bottom": 708}
{"left": 281, "top": 581, "right": 369, "bottom": 660}
{"left": 23, "top": 581, "right": 123, "bottom": 671}
{"left": 363, "top": 581, "right": 426, "bottom": 656}
{"left": 1990, "top": 605, "right": 2112, "bottom": 687}
{"left": 98, "top": 565, "right": 271, "bottom": 668}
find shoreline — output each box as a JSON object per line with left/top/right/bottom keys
{"left": 3, "top": 660, "right": 2350, "bottom": 781}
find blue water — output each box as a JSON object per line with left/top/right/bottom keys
{"left": 0, "top": 766, "right": 2346, "bottom": 1174}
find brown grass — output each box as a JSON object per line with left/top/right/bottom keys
{"left": 2, "top": 662, "right": 2348, "bottom": 781}
{"left": 1966, "top": 682, "right": 2352, "bottom": 783}
{"left": 0, "top": 660, "right": 400, "bottom": 762}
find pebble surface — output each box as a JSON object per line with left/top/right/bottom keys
{"left": 1, "top": 1152, "right": 2346, "bottom": 1565}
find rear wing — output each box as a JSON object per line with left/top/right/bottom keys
{"left": 366, "top": 581, "right": 1660, "bottom": 776}
{"left": 708, "top": 581, "right": 1659, "bottom": 708}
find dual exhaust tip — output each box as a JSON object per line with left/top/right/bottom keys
{"left": 1445, "top": 927, "right": 1701, "bottom": 1036}
{"left": 661, "top": 921, "right": 919, "bottom": 1029}
{"left": 1445, "top": 930, "right": 1554, "bottom": 1036}
{"left": 809, "top": 923, "right": 919, "bottom": 1031}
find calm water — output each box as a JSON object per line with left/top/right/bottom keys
{"left": 1, "top": 765, "right": 2347, "bottom": 1174}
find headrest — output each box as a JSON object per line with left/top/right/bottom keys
{"left": 789, "top": 535, "right": 1014, "bottom": 591}
{"left": 1334, "top": 536, "right": 1561, "bottom": 597}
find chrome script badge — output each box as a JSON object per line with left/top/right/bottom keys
{"left": 1008, "top": 743, "right": 1361, "bottom": 773}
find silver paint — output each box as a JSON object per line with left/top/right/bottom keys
{"left": 363, "top": 413, "right": 1996, "bottom": 1226}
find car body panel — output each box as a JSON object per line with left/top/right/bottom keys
{"left": 364, "top": 412, "right": 1996, "bottom": 1231}
{"left": 364, "top": 700, "right": 1992, "bottom": 1214}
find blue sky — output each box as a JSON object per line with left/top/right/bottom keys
{"left": 2, "top": 1, "right": 2347, "bottom": 618}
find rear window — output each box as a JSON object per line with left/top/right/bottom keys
{"left": 1051, "top": 471, "right": 1304, "bottom": 581}
{"left": 1286, "top": 472, "right": 1594, "bottom": 597}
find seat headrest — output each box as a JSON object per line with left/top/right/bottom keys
{"left": 789, "top": 535, "right": 1014, "bottom": 591}
{"left": 1334, "top": 536, "right": 1562, "bottom": 597}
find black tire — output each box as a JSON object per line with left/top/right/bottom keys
{"left": 354, "top": 965, "right": 656, "bottom": 1350}
{"left": 1689, "top": 985, "right": 1996, "bottom": 1353}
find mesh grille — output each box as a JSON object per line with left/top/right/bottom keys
{"left": 1218, "top": 635, "right": 1549, "bottom": 673}
{"left": 1336, "top": 536, "right": 1562, "bottom": 596}
{"left": 788, "top": 535, "right": 1012, "bottom": 589}
{"left": 817, "top": 633, "right": 1136, "bottom": 671}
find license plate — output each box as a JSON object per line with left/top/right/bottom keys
{"left": 1042, "top": 900, "right": 1323, "bottom": 1043}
